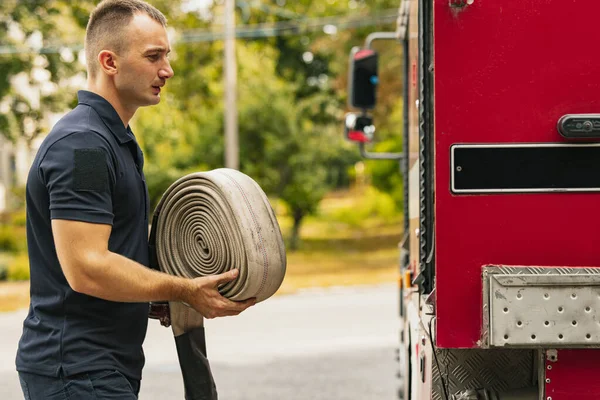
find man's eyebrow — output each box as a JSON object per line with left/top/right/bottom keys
{"left": 143, "top": 47, "right": 171, "bottom": 54}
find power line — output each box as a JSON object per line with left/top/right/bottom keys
{"left": 180, "top": 11, "right": 397, "bottom": 41}
{"left": 238, "top": 0, "right": 302, "bottom": 20}
{"left": 181, "top": 8, "right": 397, "bottom": 35}
{"left": 0, "top": 10, "right": 398, "bottom": 56}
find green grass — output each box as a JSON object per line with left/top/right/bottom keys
{"left": 275, "top": 186, "right": 403, "bottom": 294}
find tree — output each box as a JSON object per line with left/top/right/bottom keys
{"left": 0, "top": 1, "right": 94, "bottom": 146}
{"left": 264, "top": 0, "right": 405, "bottom": 242}
{"left": 236, "top": 43, "right": 359, "bottom": 249}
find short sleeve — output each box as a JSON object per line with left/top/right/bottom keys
{"left": 40, "top": 131, "right": 117, "bottom": 225}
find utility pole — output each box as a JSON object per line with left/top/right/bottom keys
{"left": 224, "top": 0, "right": 239, "bottom": 170}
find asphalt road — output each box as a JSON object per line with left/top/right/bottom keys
{"left": 0, "top": 284, "right": 399, "bottom": 400}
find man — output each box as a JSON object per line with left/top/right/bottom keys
{"left": 16, "top": 1, "right": 254, "bottom": 398}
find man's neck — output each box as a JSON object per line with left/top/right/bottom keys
{"left": 86, "top": 79, "right": 135, "bottom": 127}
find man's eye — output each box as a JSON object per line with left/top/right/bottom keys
{"left": 147, "top": 54, "right": 159, "bottom": 61}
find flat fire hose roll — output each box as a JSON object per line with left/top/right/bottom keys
{"left": 153, "top": 168, "right": 286, "bottom": 303}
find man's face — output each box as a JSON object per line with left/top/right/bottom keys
{"left": 114, "top": 13, "right": 174, "bottom": 109}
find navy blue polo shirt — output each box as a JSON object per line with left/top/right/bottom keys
{"left": 16, "top": 90, "right": 151, "bottom": 380}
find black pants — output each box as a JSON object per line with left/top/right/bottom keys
{"left": 18, "top": 369, "right": 141, "bottom": 399}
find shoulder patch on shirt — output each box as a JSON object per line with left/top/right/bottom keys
{"left": 73, "top": 148, "right": 109, "bottom": 192}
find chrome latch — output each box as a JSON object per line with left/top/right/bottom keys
{"left": 557, "top": 114, "right": 600, "bottom": 139}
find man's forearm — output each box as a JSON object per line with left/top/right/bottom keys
{"left": 71, "top": 251, "right": 191, "bottom": 303}
{"left": 52, "top": 219, "right": 251, "bottom": 317}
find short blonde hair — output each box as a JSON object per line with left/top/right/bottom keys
{"left": 85, "top": 0, "right": 167, "bottom": 77}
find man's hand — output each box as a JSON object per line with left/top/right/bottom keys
{"left": 183, "top": 269, "right": 256, "bottom": 319}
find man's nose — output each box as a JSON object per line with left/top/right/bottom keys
{"left": 159, "top": 61, "right": 174, "bottom": 79}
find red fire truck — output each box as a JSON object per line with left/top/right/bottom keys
{"left": 345, "top": 1, "right": 600, "bottom": 399}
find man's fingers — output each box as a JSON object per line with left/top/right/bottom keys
{"left": 211, "top": 269, "right": 239, "bottom": 286}
{"left": 220, "top": 297, "right": 257, "bottom": 312}
{"left": 240, "top": 297, "right": 258, "bottom": 308}
{"left": 190, "top": 271, "right": 258, "bottom": 318}
{"left": 206, "top": 297, "right": 256, "bottom": 318}
{"left": 204, "top": 298, "right": 257, "bottom": 319}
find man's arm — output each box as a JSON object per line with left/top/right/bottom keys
{"left": 52, "top": 219, "right": 255, "bottom": 318}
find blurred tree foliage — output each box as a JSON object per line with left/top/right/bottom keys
{"left": 0, "top": 0, "right": 405, "bottom": 249}
{"left": 0, "top": 0, "right": 96, "bottom": 147}
{"left": 137, "top": 0, "right": 404, "bottom": 248}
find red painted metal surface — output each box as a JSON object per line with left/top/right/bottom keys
{"left": 434, "top": 0, "right": 600, "bottom": 347}
{"left": 545, "top": 350, "right": 600, "bottom": 399}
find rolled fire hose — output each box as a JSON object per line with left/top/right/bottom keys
{"left": 153, "top": 168, "right": 287, "bottom": 301}
{"left": 148, "top": 168, "right": 287, "bottom": 400}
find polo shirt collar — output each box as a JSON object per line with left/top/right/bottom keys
{"left": 77, "top": 90, "right": 134, "bottom": 144}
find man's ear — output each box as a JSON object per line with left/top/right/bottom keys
{"left": 97, "top": 50, "right": 119, "bottom": 76}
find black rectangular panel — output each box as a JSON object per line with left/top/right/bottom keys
{"left": 452, "top": 144, "right": 600, "bottom": 193}
{"left": 350, "top": 52, "right": 378, "bottom": 110}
